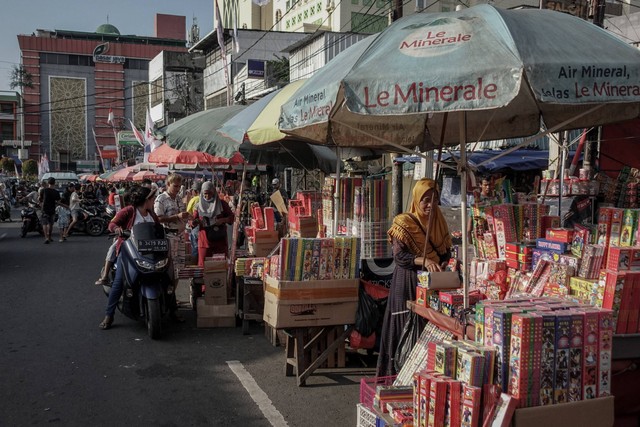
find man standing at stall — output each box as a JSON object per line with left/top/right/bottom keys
{"left": 154, "top": 174, "right": 190, "bottom": 322}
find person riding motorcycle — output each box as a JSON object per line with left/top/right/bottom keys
{"left": 99, "top": 185, "right": 159, "bottom": 330}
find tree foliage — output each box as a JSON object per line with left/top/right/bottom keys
{"left": 9, "top": 65, "right": 34, "bottom": 90}
{"left": 22, "top": 159, "right": 38, "bottom": 177}
{"left": 266, "top": 55, "right": 290, "bottom": 87}
{"left": 0, "top": 157, "right": 15, "bottom": 173}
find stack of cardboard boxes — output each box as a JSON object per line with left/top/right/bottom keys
{"left": 245, "top": 206, "right": 279, "bottom": 257}
{"left": 196, "top": 257, "right": 235, "bottom": 328}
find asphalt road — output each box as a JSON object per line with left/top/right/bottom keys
{"left": 0, "top": 208, "right": 373, "bottom": 426}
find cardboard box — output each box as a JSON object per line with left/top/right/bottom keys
{"left": 175, "top": 278, "right": 193, "bottom": 307}
{"left": 248, "top": 240, "right": 279, "bottom": 257}
{"left": 196, "top": 299, "right": 235, "bottom": 328}
{"left": 204, "top": 258, "right": 227, "bottom": 272}
{"left": 203, "top": 271, "right": 227, "bottom": 305}
{"left": 262, "top": 275, "right": 359, "bottom": 328}
{"left": 512, "top": 396, "right": 614, "bottom": 427}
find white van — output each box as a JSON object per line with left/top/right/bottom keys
{"left": 41, "top": 172, "right": 79, "bottom": 189}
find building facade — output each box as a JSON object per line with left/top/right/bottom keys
{"left": 17, "top": 14, "right": 187, "bottom": 171}
{"left": 0, "top": 91, "right": 25, "bottom": 162}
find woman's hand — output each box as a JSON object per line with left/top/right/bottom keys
{"left": 425, "top": 260, "right": 442, "bottom": 272}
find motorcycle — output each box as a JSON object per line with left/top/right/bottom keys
{"left": 102, "top": 222, "right": 174, "bottom": 339}
{"left": 0, "top": 194, "right": 11, "bottom": 222}
{"left": 20, "top": 202, "right": 43, "bottom": 237}
{"left": 67, "top": 200, "right": 107, "bottom": 236}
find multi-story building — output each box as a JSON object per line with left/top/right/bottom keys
{"left": 16, "top": 14, "right": 188, "bottom": 170}
{"left": 0, "top": 91, "right": 25, "bottom": 161}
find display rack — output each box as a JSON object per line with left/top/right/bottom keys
{"left": 407, "top": 301, "right": 474, "bottom": 341}
{"left": 235, "top": 277, "right": 264, "bottom": 334}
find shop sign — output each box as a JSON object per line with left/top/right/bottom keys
{"left": 542, "top": 0, "right": 588, "bottom": 19}
{"left": 247, "top": 60, "right": 265, "bottom": 78}
{"left": 93, "top": 42, "right": 125, "bottom": 64}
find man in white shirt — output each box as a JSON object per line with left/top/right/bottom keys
{"left": 64, "top": 184, "right": 86, "bottom": 238}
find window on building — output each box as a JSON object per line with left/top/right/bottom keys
{"left": 0, "top": 103, "right": 13, "bottom": 114}
{"left": 1, "top": 122, "right": 14, "bottom": 140}
{"left": 205, "top": 92, "right": 228, "bottom": 109}
{"left": 125, "top": 59, "right": 149, "bottom": 70}
{"left": 150, "top": 77, "right": 163, "bottom": 108}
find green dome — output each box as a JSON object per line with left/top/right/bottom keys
{"left": 96, "top": 24, "right": 120, "bottom": 35}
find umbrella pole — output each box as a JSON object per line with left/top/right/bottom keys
{"left": 228, "top": 162, "right": 248, "bottom": 289}
{"left": 333, "top": 147, "right": 341, "bottom": 237}
{"left": 460, "top": 113, "right": 470, "bottom": 310}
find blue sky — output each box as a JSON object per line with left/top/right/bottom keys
{"left": 0, "top": 0, "right": 213, "bottom": 91}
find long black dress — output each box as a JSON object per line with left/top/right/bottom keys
{"left": 376, "top": 238, "right": 423, "bottom": 377}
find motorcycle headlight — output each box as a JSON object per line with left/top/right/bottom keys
{"left": 135, "top": 259, "right": 155, "bottom": 271}
{"left": 135, "top": 258, "right": 169, "bottom": 271}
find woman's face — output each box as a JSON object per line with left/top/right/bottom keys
{"left": 419, "top": 189, "right": 437, "bottom": 216}
{"left": 202, "top": 189, "right": 217, "bottom": 201}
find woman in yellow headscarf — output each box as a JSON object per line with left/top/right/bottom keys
{"left": 376, "top": 178, "right": 452, "bottom": 377}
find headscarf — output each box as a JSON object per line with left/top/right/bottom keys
{"left": 197, "top": 181, "right": 223, "bottom": 220}
{"left": 387, "top": 178, "right": 452, "bottom": 263}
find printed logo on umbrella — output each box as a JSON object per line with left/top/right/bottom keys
{"left": 399, "top": 18, "right": 472, "bottom": 58}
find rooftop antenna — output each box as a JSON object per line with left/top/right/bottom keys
{"left": 189, "top": 16, "right": 200, "bottom": 46}
{"left": 106, "top": 14, "right": 109, "bottom": 23}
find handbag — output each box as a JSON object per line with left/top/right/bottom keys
{"left": 204, "top": 224, "right": 227, "bottom": 242}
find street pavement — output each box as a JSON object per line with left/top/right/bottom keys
{"left": 0, "top": 208, "right": 372, "bottom": 426}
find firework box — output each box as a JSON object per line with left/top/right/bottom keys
{"left": 262, "top": 275, "right": 358, "bottom": 328}
{"left": 508, "top": 314, "right": 533, "bottom": 408}
{"left": 416, "top": 286, "right": 430, "bottom": 308}
{"left": 535, "top": 238, "right": 568, "bottom": 254}
{"left": 579, "top": 308, "right": 599, "bottom": 400}
{"left": 569, "top": 277, "right": 600, "bottom": 306}
{"left": 597, "top": 310, "right": 613, "bottom": 397}
{"left": 444, "top": 379, "right": 462, "bottom": 427}
{"left": 512, "top": 396, "right": 614, "bottom": 427}
{"left": 601, "top": 270, "right": 627, "bottom": 331}
{"left": 417, "top": 271, "right": 461, "bottom": 290}
{"left": 567, "top": 311, "right": 584, "bottom": 402}
{"left": 546, "top": 228, "right": 575, "bottom": 244}
{"left": 553, "top": 313, "right": 571, "bottom": 404}
{"left": 539, "top": 313, "right": 556, "bottom": 406}
{"left": 427, "top": 378, "right": 447, "bottom": 427}
{"left": 606, "top": 246, "right": 632, "bottom": 271}
{"left": 461, "top": 384, "right": 481, "bottom": 427}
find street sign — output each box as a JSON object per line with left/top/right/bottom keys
{"left": 117, "top": 131, "right": 142, "bottom": 146}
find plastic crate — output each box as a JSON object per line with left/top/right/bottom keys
{"left": 356, "top": 403, "right": 377, "bottom": 427}
{"left": 359, "top": 375, "right": 397, "bottom": 409}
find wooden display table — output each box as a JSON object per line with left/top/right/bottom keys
{"left": 283, "top": 325, "right": 354, "bottom": 386}
{"left": 407, "top": 301, "right": 475, "bottom": 341}
{"left": 235, "top": 276, "right": 264, "bottom": 334}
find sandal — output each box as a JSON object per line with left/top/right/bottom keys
{"left": 95, "top": 278, "right": 108, "bottom": 286}
{"left": 99, "top": 316, "right": 113, "bottom": 330}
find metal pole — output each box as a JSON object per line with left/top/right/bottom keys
{"left": 333, "top": 147, "right": 341, "bottom": 237}
{"left": 558, "top": 132, "right": 566, "bottom": 221}
{"left": 391, "top": 153, "right": 403, "bottom": 218}
{"left": 460, "top": 112, "right": 469, "bottom": 309}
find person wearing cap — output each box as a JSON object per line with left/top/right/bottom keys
{"left": 192, "top": 181, "right": 235, "bottom": 266}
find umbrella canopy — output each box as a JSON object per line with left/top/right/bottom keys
{"left": 108, "top": 165, "right": 137, "bottom": 182}
{"left": 79, "top": 173, "right": 101, "bottom": 182}
{"left": 279, "top": 5, "right": 640, "bottom": 150}
{"left": 220, "top": 79, "right": 307, "bottom": 145}
{"left": 158, "top": 104, "right": 247, "bottom": 158}
{"left": 148, "top": 143, "right": 243, "bottom": 166}
{"left": 132, "top": 170, "right": 166, "bottom": 182}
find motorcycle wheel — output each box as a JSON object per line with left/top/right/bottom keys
{"left": 21, "top": 222, "right": 27, "bottom": 238}
{"left": 146, "top": 299, "right": 162, "bottom": 340}
{"left": 86, "top": 219, "right": 106, "bottom": 237}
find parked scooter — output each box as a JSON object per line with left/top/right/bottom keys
{"left": 101, "top": 222, "right": 174, "bottom": 339}
{"left": 67, "top": 200, "right": 107, "bottom": 236}
{"left": 0, "top": 194, "right": 11, "bottom": 222}
{"left": 20, "top": 202, "right": 43, "bottom": 237}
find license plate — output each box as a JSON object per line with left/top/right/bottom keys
{"left": 138, "top": 239, "right": 168, "bottom": 252}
